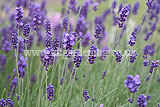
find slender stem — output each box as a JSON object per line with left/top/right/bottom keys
{"left": 22, "top": 79, "right": 23, "bottom": 106}
{"left": 49, "top": 101, "right": 51, "bottom": 107}
{"left": 146, "top": 71, "right": 154, "bottom": 95}
{"left": 83, "top": 64, "right": 91, "bottom": 89}
{"left": 133, "top": 93, "right": 136, "bottom": 107}
{"left": 46, "top": 70, "right": 48, "bottom": 106}
{"left": 66, "top": 68, "right": 77, "bottom": 106}
{"left": 38, "top": 68, "right": 45, "bottom": 107}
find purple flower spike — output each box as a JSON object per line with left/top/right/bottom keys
{"left": 15, "top": 6, "right": 23, "bottom": 29}
{"left": 10, "top": 76, "right": 18, "bottom": 91}
{"left": 60, "top": 78, "right": 64, "bottom": 85}
{"left": 63, "top": 33, "right": 75, "bottom": 57}
{"left": 130, "top": 51, "right": 137, "bottom": 63}
{"left": 33, "top": 11, "right": 42, "bottom": 31}
{"left": 6, "top": 98, "right": 14, "bottom": 107}
{"left": 117, "top": 5, "right": 130, "bottom": 28}
{"left": 94, "top": 24, "right": 102, "bottom": 38}
{"left": 114, "top": 51, "right": 122, "bottom": 62}
{"left": 128, "top": 31, "right": 137, "bottom": 46}
{"left": 92, "top": 2, "right": 99, "bottom": 11}
{"left": 0, "top": 98, "right": 6, "bottom": 106}
{"left": 143, "top": 60, "right": 149, "bottom": 66}
{"left": 149, "top": 60, "right": 159, "bottom": 73}
{"left": 102, "top": 70, "right": 106, "bottom": 79}
{"left": 11, "top": 32, "right": 18, "bottom": 49}
{"left": 124, "top": 75, "right": 141, "bottom": 93}
{"left": 46, "top": 84, "right": 54, "bottom": 101}
{"left": 132, "top": 2, "right": 140, "bottom": 15}
{"left": 73, "top": 50, "right": 83, "bottom": 68}
{"left": 88, "top": 44, "right": 97, "bottom": 64}
{"left": 23, "top": 24, "right": 31, "bottom": 38}
{"left": 137, "top": 94, "right": 147, "bottom": 107}
{"left": 83, "top": 89, "right": 90, "bottom": 101}
{"left": 146, "top": 0, "right": 154, "bottom": 8}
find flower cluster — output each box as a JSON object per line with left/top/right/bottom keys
{"left": 1, "top": 27, "right": 11, "bottom": 52}
{"left": 116, "top": 5, "right": 130, "bottom": 28}
{"left": 149, "top": 60, "right": 159, "bottom": 73}
{"left": 128, "top": 30, "right": 137, "bottom": 46}
{"left": 99, "top": 46, "right": 109, "bottom": 60}
{"left": 45, "top": 20, "right": 51, "bottom": 33}
{"left": 11, "top": 32, "right": 18, "bottom": 49}
{"left": 130, "top": 51, "right": 137, "bottom": 63}
{"left": 143, "top": 60, "right": 149, "bottom": 66}
{"left": 42, "top": 48, "right": 54, "bottom": 71}
{"left": 83, "top": 89, "right": 90, "bottom": 101}
{"left": 114, "top": 51, "right": 122, "bottom": 62}
{"left": 124, "top": 75, "right": 141, "bottom": 93}
{"left": 33, "top": 11, "right": 42, "bottom": 31}
{"left": 63, "top": 33, "right": 75, "bottom": 57}
{"left": 10, "top": 76, "right": 18, "bottom": 92}
{"left": 53, "top": 37, "right": 60, "bottom": 53}
{"left": 23, "top": 24, "right": 31, "bottom": 38}
{"left": 23, "top": 24, "right": 31, "bottom": 44}
{"left": 132, "top": 2, "right": 140, "bottom": 15}
{"left": 94, "top": 24, "right": 102, "bottom": 38}
{"left": 146, "top": 0, "right": 154, "bottom": 8}
{"left": 137, "top": 94, "right": 147, "bottom": 107}
{"left": 73, "top": 50, "right": 83, "bottom": 68}
{"left": 46, "top": 84, "right": 54, "bottom": 101}
{"left": 82, "top": 32, "right": 90, "bottom": 47}
{"left": 92, "top": 2, "right": 99, "bottom": 11}
{"left": 0, "top": 98, "right": 14, "bottom": 107}
{"left": 88, "top": 44, "right": 97, "bottom": 64}
{"left": 17, "top": 55, "right": 27, "bottom": 78}
{"left": 62, "top": 17, "right": 68, "bottom": 31}
{"left": 143, "top": 44, "right": 155, "bottom": 59}
{"left": 45, "top": 31, "right": 52, "bottom": 48}
{"left": 15, "top": 6, "right": 23, "bottom": 28}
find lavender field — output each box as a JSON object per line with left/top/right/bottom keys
{"left": 0, "top": 0, "right": 160, "bottom": 107}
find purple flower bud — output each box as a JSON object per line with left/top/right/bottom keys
{"left": 17, "top": 95, "right": 20, "bottom": 101}
{"left": 129, "top": 98, "right": 133, "bottom": 103}
{"left": 114, "top": 51, "right": 122, "bottom": 62}
{"left": 102, "top": 71, "right": 106, "bottom": 79}
{"left": 15, "top": 6, "right": 24, "bottom": 29}
{"left": 88, "top": 44, "right": 97, "bottom": 64}
{"left": 73, "top": 50, "right": 83, "bottom": 68}
{"left": 60, "top": 78, "right": 64, "bottom": 85}
{"left": 46, "top": 84, "right": 54, "bottom": 101}
{"left": 33, "top": 11, "right": 42, "bottom": 31}
{"left": 6, "top": 97, "right": 14, "bottom": 107}
{"left": 143, "top": 60, "right": 149, "bottom": 66}
{"left": 124, "top": 75, "right": 141, "bottom": 93}
{"left": 11, "top": 32, "right": 18, "bottom": 49}
{"left": 132, "top": 2, "right": 140, "bottom": 15}
{"left": 94, "top": 24, "right": 102, "bottom": 38}
{"left": 117, "top": 5, "right": 130, "bottom": 28}
{"left": 23, "top": 24, "right": 31, "bottom": 38}
{"left": 92, "top": 2, "right": 99, "bottom": 11}
{"left": 83, "top": 89, "right": 90, "bottom": 101}
{"left": 137, "top": 94, "right": 147, "bottom": 107}
{"left": 130, "top": 51, "right": 137, "bottom": 63}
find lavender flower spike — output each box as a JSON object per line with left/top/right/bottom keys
{"left": 46, "top": 84, "right": 54, "bottom": 101}
{"left": 124, "top": 75, "right": 141, "bottom": 93}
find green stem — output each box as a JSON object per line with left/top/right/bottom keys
{"left": 66, "top": 67, "right": 77, "bottom": 106}
{"left": 146, "top": 71, "right": 154, "bottom": 95}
